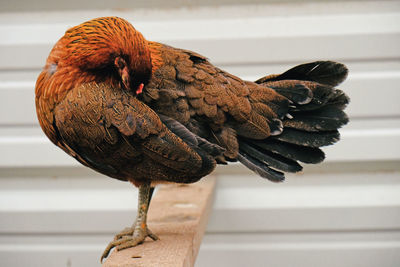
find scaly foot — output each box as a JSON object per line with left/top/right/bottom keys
{"left": 101, "top": 225, "right": 159, "bottom": 262}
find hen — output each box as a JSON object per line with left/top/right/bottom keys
{"left": 35, "top": 17, "right": 349, "bottom": 261}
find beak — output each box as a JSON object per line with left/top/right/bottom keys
{"left": 136, "top": 83, "right": 144, "bottom": 95}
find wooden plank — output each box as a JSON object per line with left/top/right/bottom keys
{"left": 102, "top": 176, "right": 216, "bottom": 267}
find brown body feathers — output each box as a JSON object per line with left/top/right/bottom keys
{"left": 35, "top": 17, "right": 349, "bottom": 185}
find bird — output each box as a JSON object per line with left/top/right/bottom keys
{"left": 35, "top": 16, "right": 349, "bottom": 262}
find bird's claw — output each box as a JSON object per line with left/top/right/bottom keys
{"left": 100, "top": 226, "right": 159, "bottom": 263}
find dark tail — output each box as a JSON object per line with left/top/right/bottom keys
{"left": 238, "top": 61, "right": 349, "bottom": 182}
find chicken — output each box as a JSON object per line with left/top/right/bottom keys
{"left": 35, "top": 17, "right": 349, "bottom": 261}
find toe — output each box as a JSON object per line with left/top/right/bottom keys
{"left": 100, "top": 236, "right": 132, "bottom": 262}
{"left": 101, "top": 226, "right": 159, "bottom": 262}
{"left": 147, "top": 228, "right": 159, "bottom": 241}
{"left": 116, "top": 238, "right": 142, "bottom": 250}
{"left": 114, "top": 227, "right": 134, "bottom": 240}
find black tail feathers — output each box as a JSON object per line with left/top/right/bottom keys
{"left": 238, "top": 61, "right": 349, "bottom": 182}
{"left": 256, "top": 61, "right": 348, "bottom": 87}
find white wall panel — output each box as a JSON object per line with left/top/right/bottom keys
{"left": 197, "top": 232, "right": 400, "bottom": 267}
{"left": 0, "top": 1, "right": 399, "bottom": 267}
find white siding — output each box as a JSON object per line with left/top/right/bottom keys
{"left": 0, "top": 1, "right": 399, "bottom": 266}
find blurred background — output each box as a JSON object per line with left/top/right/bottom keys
{"left": 0, "top": 0, "right": 399, "bottom": 266}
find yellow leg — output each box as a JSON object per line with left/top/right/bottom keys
{"left": 101, "top": 182, "right": 159, "bottom": 262}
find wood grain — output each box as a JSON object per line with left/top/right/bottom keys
{"left": 102, "top": 176, "right": 216, "bottom": 267}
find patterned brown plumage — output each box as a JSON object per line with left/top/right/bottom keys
{"left": 35, "top": 17, "right": 349, "bottom": 260}
{"left": 143, "top": 43, "right": 293, "bottom": 163}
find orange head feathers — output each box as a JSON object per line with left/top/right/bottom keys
{"left": 63, "top": 17, "right": 151, "bottom": 74}
{"left": 37, "top": 17, "right": 153, "bottom": 100}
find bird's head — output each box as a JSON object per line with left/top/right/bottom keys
{"left": 52, "top": 17, "right": 152, "bottom": 95}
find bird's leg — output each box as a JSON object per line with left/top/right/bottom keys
{"left": 101, "top": 182, "right": 159, "bottom": 262}
{"left": 112, "top": 186, "right": 156, "bottom": 239}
